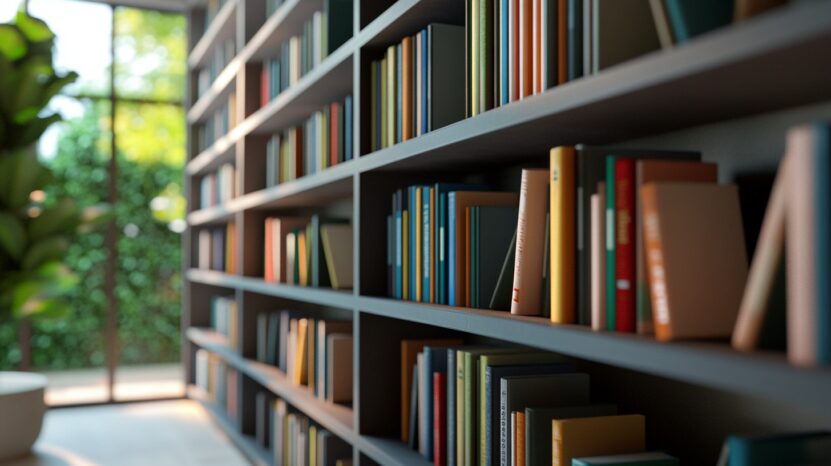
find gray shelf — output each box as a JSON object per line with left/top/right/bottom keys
{"left": 358, "top": 436, "right": 431, "bottom": 466}
{"left": 187, "top": 327, "right": 356, "bottom": 442}
{"left": 187, "top": 203, "right": 235, "bottom": 227}
{"left": 187, "top": 56, "right": 241, "bottom": 124}
{"left": 188, "top": 385, "right": 271, "bottom": 466}
{"left": 188, "top": 0, "right": 238, "bottom": 69}
{"left": 241, "top": 0, "right": 325, "bottom": 63}
{"left": 186, "top": 129, "right": 237, "bottom": 176}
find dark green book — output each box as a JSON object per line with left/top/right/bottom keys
{"left": 525, "top": 404, "right": 618, "bottom": 466}
{"left": 727, "top": 431, "right": 831, "bottom": 466}
{"left": 471, "top": 206, "right": 518, "bottom": 309}
{"left": 488, "top": 229, "right": 516, "bottom": 311}
{"left": 324, "top": 0, "right": 353, "bottom": 54}
{"left": 572, "top": 451, "right": 678, "bottom": 465}
{"left": 665, "top": 0, "right": 733, "bottom": 43}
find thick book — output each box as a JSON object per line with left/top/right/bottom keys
{"left": 511, "top": 169, "right": 548, "bottom": 315}
{"left": 573, "top": 452, "right": 679, "bottom": 465}
{"left": 434, "top": 372, "right": 448, "bottom": 466}
{"left": 327, "top": 334, "right": 352, "bottom": 403}
{"left": 634, "top": 161, "right": 717, "bottom": 334}
{"left": 641, "top": 183, "right": 748, "bottom": 341}
{"left": 664, "top": 0, "right": 733, "bottom": 43}
{"left": 525, "top": 404, "right": 618, "bottom": 466}
{"left": 550, "top": 147, "right": 576, "bottom": 323}
{"left": 500, "top": 373, "right": 591, "bottom": 466}
{"left": 551, "top": 414, "right": 645, "bottom": 466}
{"left": 471, "top": 206, "right": 519, "bottom": 309}
{"left": 591, "top": 0, "right": 659, "bottom": 73}
{"left": 321, "top": 223, "right": 353, "bottom": 289}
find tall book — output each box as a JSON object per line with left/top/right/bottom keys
{"left": 591, "top": 0, "right": 659, "bottom": 73}
{"left": 614, "top": 159, "right": 636, "bottom": 332}
{"left": 550, "top": 147, "right": 576, "bottom": 323}
{"left": 511, "top": 169, "right": 548, "bottom": 315}
{"left": 641, "top": 183, "right": 748, "bottom": 341}
{"left": 434, "top": 372, "right": 448, "bottom": 466}
{"left": 428, "top": 24, "right": 466, "bottom": 131}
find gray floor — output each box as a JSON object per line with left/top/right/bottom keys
{"left": 2, "top": 400, "right": 250, "bottom": 466}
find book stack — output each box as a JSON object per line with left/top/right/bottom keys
{"left": 270, "top": 398, "right": 353, "bottom": 466}
{"left": 195, "top": 91, "right": 237, "bottom": 153}
{"left": 733, "top": 123, "right": 830, "bottom": 367}
{"left": 194, "top": 349, "right": 239, "bottom": 421}
{"left": 259, "top": 0, "right": 353, "bottom": 107}
{"left": 255, "top": 311, "right": 353, "bottom": 403}
{"left": 264, "top": 95, "right": 354, "bottom": 187}
{"left": 199, "top": 163, "right": 236, "bottom": 209}
{"left": 197, "top": 223, "right": 237, "bottom": 274}
{"left": 369, "top": 24, "right": 465, "bottom": 152}
{"left": 399, "top": 340, "right": 675, "bottom": 465}
{"left": 210, "top": 296, "right": 238, "bottom": 349}
{"left": 196, "top": 38, "right": 235, "bottom": 98}
{"left": 263, "top": 215, "right": 353, "bottom": 289}
{"left": 386, "top": 183, "right": 518, "bottom": 307}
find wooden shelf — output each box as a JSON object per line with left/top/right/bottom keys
{"left": 188, "top": 0, "right": 238, "bottom": 69}
{"left": 187, "top": 327, "right": 355, "bottom": 443}
{"left": 188, "top": 385, "right": 271, "bottom": 466}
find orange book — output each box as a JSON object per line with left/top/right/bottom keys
{"left": 510, "top": 0, "right": 520, "bottom": 101}
{"left": 552, "top": 415, "right": 645, "bottom": 466}
{"left": 641, "top": 183, "right": 748, "bottom": 341}
{"left": 519, "top": 0, "right": 532, "bottom": 97}
{"left": 516, "top": 410, "right": 526, "bottom": 466}
{"left": 297, "top": 230, "right": 308, "bottom": 286}
{"left": 557, "top": 0, "right": 567, "bottom": 84}
{"left": 402, "top": 36, "right": 413, "bottom": 141}
{"left": 550, "top": 148, "right": 575, "bottom": 323}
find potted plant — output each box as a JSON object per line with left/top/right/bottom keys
{"left": 0, "top": 9, "right": 105, "bottom": 460}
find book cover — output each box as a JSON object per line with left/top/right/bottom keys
{"left": 573, "top": 452, "right": 679, "bottom": 465}
{"left": 614, "top": 159, "right": 636, "bottom": 332}
{"left": 592, "top": 0, "right": 659, "bottom": 73}
{"left": 480, "top": 0, "right": 494, "bottom": 112}
{"left": 403, "top": 36, "right": 413, "bottom": 142}
{"left": 550, "top": 147, "right": 576, "bottom": 323}
{"left": 434, "top": 372, "right": 448, "bottom": 466}
{"left": 490, "top": 229, "right": 517, "bottom": 311}
{"left": 428, "top": 24, "right": 466, "bottom": 131}
{"left": 423, "top": 187, "right": 433, "bottom": 304}
{"left": 816, "top": 125, "right": 830, "bottom": 364}
{"left": 552, "top": 415, "right": 645, "bottom": 466}
{"left": 557, "top": 0, "right": 567, "bottom": 84}
{"left": 641, "top": 183, "right": 748, "bottom": 341}
{"left": 472, "top": 206, "right": 518, "bottom": 309}
{"left": 500, "top": 373, "right": 590, "bottom": 466}
{"left": 518, "top": 0, "right": 532, "bottom": 97}
{"left": 515, "top": 410, "right": 525, "bottom": 466}
{"left": 421, "top": 346, "right": 452, "bottom": 460}
{"left": 664, "top": 0, "right": 733, "bottom": 43}
{"left": 345, "top": 95, "right": 353, "bottom": 161}
{"left": 511, "top": 169, "right": 548, "bottom": 315}
{"left": 525, "top": 404, "right": 618, "bottom": 466}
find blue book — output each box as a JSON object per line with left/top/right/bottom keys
{"left": 395, "top": 189, "right": 405, "bottom": 299}
{"left": 816, "top": 124, "right": 830, "bottom": 363}
{"left": 396, "top": 43, "right": 403, "bottom": 143}
{"left": 423, "top": 186, "right": 432, "bottom": 303}
{"left": 345, "top": 95, "right": 353, "bottom": 161}
{"left": 500, "top": 0, "right": 509, "bottom": 105}
{"left": 421, "top": 346, "right": 451, "bottom": 460}
{"left": 664, "top": 0, "right": 733, "bottom": 43}
{"left": 409, "top": 186, "right": 417, "bottom": 300}
{"left": 448, "top": 192, "right": 458, "bottom": 305}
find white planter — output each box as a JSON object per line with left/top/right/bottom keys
{"left": 0, "top": 372, "right": 47, "bottom": 460}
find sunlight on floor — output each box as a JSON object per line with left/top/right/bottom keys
{"left": 43, "top": 364, "right": 185, "bottom": 406}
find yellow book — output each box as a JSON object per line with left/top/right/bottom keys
{"left": 552, "top": 415, "right": 645, "bottom": 466}
{"left": 415, "top": 187, "right": 423, "bottom": 302}
{"left": 309, "top": 425, "right": 317, "bottom": 466}
{"left": 297, "top": 230, "right": 308, "bottom": 286}
{"left": 386, "top": 46, "right": 396, "bottom": 148}
{"left": 403, "top": 209, "right": 409, "bottom": 300}
{"left": 550, "top": 147, "right": 576, "bottom": 323}
{"left": 380, "top": 57, "right": 387, "bottom": 148}
{"left": 306, "top": 317, "right": 315, "bottom": 389}
{"left": 294, "top": 318, "right": 309, "bottom": 385}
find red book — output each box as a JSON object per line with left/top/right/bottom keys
{"left": 330, "top": 102, "right": 339, "bottom": 168}
{"left": 615, "top": 158, "right": 636, "bottom": 332}
{"left": 260, "top": 66, "right": 270, "bottom": 108}
{"left": 433, "top": 372, "right": 447, "bottom": 466}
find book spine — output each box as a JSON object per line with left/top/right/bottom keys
{"left": 424, "top": 188, "right": 432, "bottom": 304}
{"left": 456, "top": 352, "right": 465, "bottom": 466}
{"left": 403, "top": 36, "right": 413, "bottom": 141}
{"left": 420, "top": 348, "right": 431, "bottom": 459}
{"left": 499, "top": 379, "right": 508, "bottom": 466}
{"left": 449, "top": 193, "right": 457, "bottom": 306}
{"left": 434, "top": 372, "right": 447, "bottom": 466}
{"left": 550, "top": 147, "right": 576, "bottom": 323}
{"left": 447, "top": 350, "right": 456, "bottom": 466}
{"left": 411, "top": 186, "right": 418, "bottom": 301}
{"left": 641, "top": 184, "right": 672, "bottom": 341}
{"left": 605, "top": 157, "right": 617, "bottom": 330}
{"left": 511, "top": 170, "right": 548, "bottom": 315}
{"left": 483, "top": 366, "right": 492, "bottom": 466}
{"left": 817, "top": 125, "right": 830, "bottom": 364}
{"left": 615, "top": 159, "right": 636, "bottom": 332}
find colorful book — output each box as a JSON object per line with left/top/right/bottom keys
{"left": 511, "top": 169, "right": 548, "bottom": 315}
{"left": 550, "top": 147, "right": 576, "bottom": 323}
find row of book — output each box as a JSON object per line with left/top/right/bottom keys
{"left": 264, "top": 216, "right": 353, "bottom": 289}
{"left": 369, "top": 24, "right": 465, "bottom": 152}
{"left": 195, "top": 91, "right": 237, "bottom": 154}
{"left": 210, "top": 295, "right": 239, "bottom": 349}
{"left": 199, "top": 163, "right": 237, "bottom": 209}
{"left": 256, "top": 311, "right": 353, "bottom": 404}
{"left": 196, "top": 38, "right": 235, "bottom": 99}
{"left": 264, "top": 95, "right": 354, "bottom": 188}
{"left": 194, "top": 349, "right": 239, "bottom": 422}
{"left": 197, "top": 223, "right": 237, "bottom": 274}
{"left": 400, "top": 339, "right": 672, "bottom": 466}
{"left": 256, "top": 392, "right": 353, "bottom": 466}
{"left": 466, "top": 0, "right": 782, "bottom": 116}
{"left": 259, "top": 0, "right": 352, "bottom": 108}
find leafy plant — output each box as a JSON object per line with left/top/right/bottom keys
{"left": 0, "top": 10, "right": 105, "bottom": 321}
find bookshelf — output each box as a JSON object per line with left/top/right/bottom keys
{"left": 183, "top": 0, "right": 831, "bottom": 465}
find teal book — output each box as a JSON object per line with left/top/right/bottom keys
{"left": 727, "top": 431, "right": 831, "bottom": 466}
{"left": 664, "top": 0, "right": 734, "bottom": 43}
{"left": 815, "top": 124, "right": 830, "bottom": 363}
{"left": 323, "top": 0, "right": 353, "bottom": 54}
{"left": 573, "top": 451, "right": 679, "bottom": 465}
{"left": 605, "top": 157, "right": 617, "bottom": 330}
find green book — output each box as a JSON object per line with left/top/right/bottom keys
{"left": 605, "top": 157, "right": 617, "bottom": 330}
{"left": 525, "top": 404, "right": 617, "bottom": 466}
{"left": 572, "top": 452, "right": 679, "bottom": 465}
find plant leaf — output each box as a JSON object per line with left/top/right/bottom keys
{"left": 0, "top": 212, "right": 26, "bottom": 260}
{"left": 7, "top": 151, "right": 48, "bottom": 208}
{"left": 0, "top": 25, "right": 27, "bottom": 61}
{"left": 22, "top": 236, "right": 70, "bottom": 271}
{"left": 28, "top": 198, "right": 82, "bottom": 242}
{"left": 14, "top": 11, "right": 54, "bottom": 43}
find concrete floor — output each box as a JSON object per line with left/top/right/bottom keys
{"left": 1, "top": 400, "right": 250, "bottom": 466}
{"left": 43, "top": 364, "right": 185, "bottom": 405}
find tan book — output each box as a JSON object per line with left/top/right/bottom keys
{"left": 286, "top": 232, "right": 296, "bottom": 285}
{"left": 733, "top": 155, "right": 789, "bottom": 352}
{"left": 317, "top": 320, "right": 353, "bottom": 397}
{"left": 327, "top": 334, "right": 353, "bottom": 403}
{"left": 641, "top": 183, "right": 748, "bottom": 341}
{"left": 590, "top": 186, "right": 606, "bottom": 331}
{"left": 510, "top": 169, "right": 547, "bottom": 315}
{"left": 551, "top": 414, "right": 645, "bottom": 466}
{"left": 267, "top": 217, "right": 309, "bottom": 283}
{"left": 452, "top": 192, "right": 519, "bottom": 307}
{"left": 321, "top": 224, "right": 353, "bottom": 289}
{"left": 400, "top": 338, "right": 463, "bottom": 442}
{"left": 635, "top": 161, "right": 718, "bottom": 335}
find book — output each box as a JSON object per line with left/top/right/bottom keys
{"left": 590, "top": 186, "right": 605, "bottom": 331}
{"left": 591, "top": 0, "right": 659, "bottom": 73}
{"left": 500, "top": 373, "right": 591, "bottom": 466}
{"left": 614, "top": 159, "right": 636, "bottom": 332}
{"left": 551, "top": 414, "right": 646, "bottom": 466}
{"left": 511, "top": 169, "right": 548, "bottom": 315}
{"left": 641, "top": 183, "right": 748, "bottom": 341}
{"left": 514, "top": 410, "right": 525, "bottom": 466}
{"left": 567, "top": 0, "right": 583, "bottom": 81}
{"left": 550, "top": 147, "right": 576, "bottom": 323}
{"left": 525, "top": 404, "right": 618, "bottom": 466}
{"left": 317, "top": 320, "right": 352, "bottom": 397}
{"left": 471, "top": 206, "right": 519, "bottom": 308}
{"left": 573, "top": 452, "right": 679, "bottom": 465}
{"left": 421, "top": 346, "right": 452, "bottom": 459}
{"left": 429, "top": 24, "right": 466, "bottom": 130}
{"left": 450, "top": 191, "right": 519, "bottom": 306}
{"left": 664, "top": 0, "right": 733, "bottom": 43}
{"left": 634, "top": 160, "right": 717, "bottom": 335}
{"left": 726, "top": 431, "right": 831, "bottom": 466}
{"left": 265, "top": 217, "right": 309, "bottom": 283}
{"left": 327, "top": 334, "right": 352, "bottom": 403}
{"left": 409, "top": 363, "right": 420, "bottom": 449}
{"left": 401, "top": 339, "right": 463, "bottom": 443}
{"left": 321, "top": 223, "right": 353, "bottom": 289}
{"left": 447, "top": 349, "right": 457, "bottom": 466}
{"left": 489, "top": 229, "right": 517, "bottom": 311}
{"left": 434, "top": 372, "right": 448, "bottom": 466}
